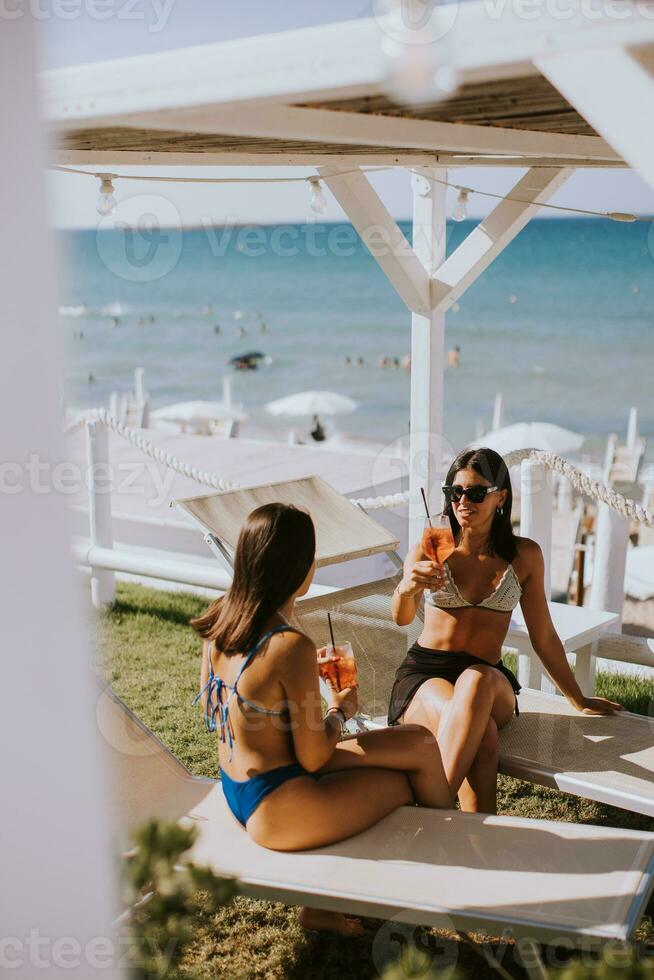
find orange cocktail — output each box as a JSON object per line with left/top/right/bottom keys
{"left": 421, "top": 525, "right": 455, "bottom": 564}
{"left": 319, "top": 641, "right": 357, "bottom": 691}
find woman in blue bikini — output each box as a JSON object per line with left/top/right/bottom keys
{"left": 192, "top": 502, "right": 452, "bottom": 936}
{"left": 390, "top": 446, "right": 622, "bottom": 815}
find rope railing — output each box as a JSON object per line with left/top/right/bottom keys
{"left": 65, "top": 409, "right": 238, "bottom": 492}
{"left": 65, "top": 411, "right": 653, "bottom": 527}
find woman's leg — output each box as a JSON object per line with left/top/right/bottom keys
{"left": 436, "top": 666, "right": 515, "bottom": 801}
{"left": 456, "top": 718, "right": 499, "bottom": 814}
{"left": 401, "top": 673, "right": 511, "bottom": 814}
{"left": 318, "top": 724, "right": 453, "bottom": 809}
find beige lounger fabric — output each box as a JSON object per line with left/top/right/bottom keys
{"left": 174, "top": 475, "right": 399, "bottom": 567}
{"left": 499, "top": 689, "right": 654, "bottom": 816}
{"left": 99, "top": 682, "right": 654, "bottom": 944}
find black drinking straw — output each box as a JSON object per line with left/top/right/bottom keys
{"left": 327, "top": 612, "right": 336, "bottom": 649}
{"left": 420, "top": 487, "right": 432, "bottom": 527}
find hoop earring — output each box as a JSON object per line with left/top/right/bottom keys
{"left": 496, "top": 506, "right": 504, "bottom": 516}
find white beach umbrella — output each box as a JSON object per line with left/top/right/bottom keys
{"left": 151, "top": 400, "right": 247, "bottom": 424}
{"left": 469, "top": 422, "right": 585, "bottom": 456}
{"left": 265, "top": 390, "right": 358, "bottom": 417}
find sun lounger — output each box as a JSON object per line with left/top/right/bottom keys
{"left": 97, "top": 680, "right": 654, "bottom": 960}
{"left": 175, "top": 478, "right": 654, "bottom": 816}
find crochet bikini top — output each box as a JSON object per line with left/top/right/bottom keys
{"left": 424, "top": 559, "right": 522, "bottom": 613}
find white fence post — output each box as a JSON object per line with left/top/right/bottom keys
{"left": 589, "top": 502, "right": 629, "bottom": 631}
{"left": 519, "top": 459, "right": 553, "bottom": 691}
{"left": 86, "top": 420, "right": 116, "bottom": 607}
{"left": 491, "top": 392, "right": 504, "bottom": 431}
{"left": 626, "top": 406, "right": 639, "bottom": 450}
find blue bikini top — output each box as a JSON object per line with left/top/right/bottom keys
{"left": 194, "top": 623, "right": 300, "bottom": 759}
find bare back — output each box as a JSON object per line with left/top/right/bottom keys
{"left": 203, "top": 618, "right": 304, "bottom": 780}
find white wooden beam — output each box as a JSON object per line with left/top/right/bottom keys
{"left": 41, "top": 9, "right": 654, "bottom": 126}
{"left": 536, "top": 44, "right": 654, "bottom": 194}
{"left": 49, "top": 149, "right": 628, "bottom": 169}
{"left": 431, "top": 167, "right": 574, "bottom": 312}
{"left": 409, "top": 169, "right": 448, "bottom": 545}
{"left": 91, "top": 104, "right": 622, "bottom": 163}
{"left": 317, "top": 165, "right": 430, "bottom": 314}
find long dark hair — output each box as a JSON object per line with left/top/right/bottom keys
{"left": 191, "top": 503, "right": 315, "bottom": 654}
{"left": 442, "top": 447, "right": 517, "bottom": 562}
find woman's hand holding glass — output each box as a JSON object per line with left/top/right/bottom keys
{"left": 317, "top": 646, "right": 358, "bottom": 720}
{"left": 397, "top": 559, "right": 447, "bottom": 598}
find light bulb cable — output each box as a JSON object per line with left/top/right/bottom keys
{"left": 50, "top": 164, "right": 654, "bottom": 223}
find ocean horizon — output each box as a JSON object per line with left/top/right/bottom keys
{"left": 59, "top": 216, "right": 653, "bottom": 467}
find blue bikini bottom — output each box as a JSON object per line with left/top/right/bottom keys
{"left": 220, "top": 762, "right": 316, "bottom": 827}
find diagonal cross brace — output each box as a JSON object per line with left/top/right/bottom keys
{"left": 317, "top": 165, "right": 431, "bottom": 315}
{"left": 430, "top": 167, "right": 574, "bottom": 313}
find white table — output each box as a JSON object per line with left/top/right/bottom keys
{"left": 506, "top": 601, "right": 620, "bottom": 696}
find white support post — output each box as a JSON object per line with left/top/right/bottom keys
{"left": 603, "top": 432, "right": 618, "bottom": 483}
{"left": 589, "top": 502, "right": 629, "bottom": 631}
{"left": 519, "top": 459, "right": 554, "bottom": 691}
{"left": 491, "top": 392, "right": 504, "bottom": 431}
{"left": 556, "top": 475, "right": 574, "bottom": 513}
{"left": 536, "top": 45, "right": 654, "bottom": 194}
{"left": 409, "top": 169, "right": 448, "bottom": 545}
{"left": 627, "top": 406, "right": 639, "bottom": 451}
{"left": 430, "top": 168, "right": 573, "bottom": 312}
{"left": 134, "top": 366, "right": 146, "bottom": 405}
{"left": 86, "top": 419, "right": 116, "bottom": 607}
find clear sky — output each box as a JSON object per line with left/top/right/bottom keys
{"left": 41, "top": 1, "right": 654, "bottom": 227}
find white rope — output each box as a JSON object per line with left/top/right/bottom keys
{"left": 503, "top": 448, "right": 654, "bottom": 527}
{"left": 66, "top": 409, "right": 238, "bottom": 492}
{"left": 65, "top": 413, "right": 653, "bottom": 526}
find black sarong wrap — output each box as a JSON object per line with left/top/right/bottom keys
{"left": 388, "top": 642, "right": 521, "bottom": 726}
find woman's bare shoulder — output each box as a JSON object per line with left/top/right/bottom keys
{"left": 266, "top": 624, "right": 315, "bottom": 663}
{"left": 513, "top": 536, "right": 542, "bottom": 570}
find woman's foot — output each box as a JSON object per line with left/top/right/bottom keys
{"left": 297, "top": 906, "right": 364, "bottom": 937}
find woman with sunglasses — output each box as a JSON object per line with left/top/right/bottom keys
{"left": 390, "top": 447, "right": 622, "bottom": 814}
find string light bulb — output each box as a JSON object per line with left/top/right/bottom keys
{"left": 308, "top": 177, "right": 327, "bottom": 214}
{"left": 452, "top": 188, "right": 470, "bottom": 222}
{"left": 96, "top": 174, "right": 117, "bottom": 216}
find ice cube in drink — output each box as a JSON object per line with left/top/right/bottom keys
{"left": 318, "top": 657, "right": 340, "bottom": 689}
{"left": 327, "top": 641, "right": 357, "bottom": 690}
{"left": 421, "top": 526, "right": 455, "bottom": 564}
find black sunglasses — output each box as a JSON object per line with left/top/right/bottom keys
{"left": 442, "top": 484, "right": 500, "bottom": 504}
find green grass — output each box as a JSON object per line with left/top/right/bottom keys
{"left": 95, "top": 582, "right": 654, "bottom": 979}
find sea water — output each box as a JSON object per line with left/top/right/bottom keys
{"left": 59, "top": 217, "right": 653, "bottom": 464}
